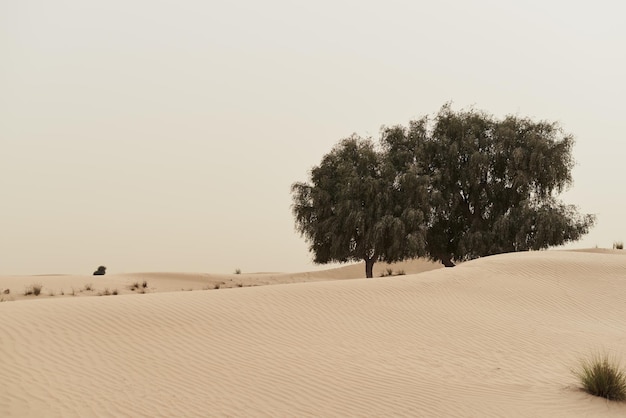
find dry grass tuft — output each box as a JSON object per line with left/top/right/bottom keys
{"left": 573, "top": 352, "right": 626, "bottom": 401}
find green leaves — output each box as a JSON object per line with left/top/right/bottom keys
{"left": 293, "top": 104, "right": 595, "bottom": 272}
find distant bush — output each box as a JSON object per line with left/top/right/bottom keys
{"left": 613, "top": 242, "right": 624, "bottom": 250}
{"left": 93, "top": 266, "right": 107, "bottom": 276}
{"left": 24, "top": 283, "right": 43, "bottom": 296}
{"left": 235, "top": 268, "right": 241, "bottom": 274}
{"left": 572, "top": 352, "right": 626, "bottom": 401}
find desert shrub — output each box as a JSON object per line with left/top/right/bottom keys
{"left": 573, "top": 352, "right": 626, "bottom": 401}
{"left": 213, "top": 283, "right": 221, "bottom": 289}
{"left": 84, "top": 283, "right": 93, "bottom": 291}
{"left": 24, "top": 283, "right": 43, "bottom": 296}
{"left": 235, "top": 268, "right": 241, "bottom": 274}
{"left": 142, "top": 280, "right": 148, "bottom": 288}
{"left": 613, "top": 241, "right": 624, "bottom": 250}
{"left": 93, "top": 265, "right": 107, "bottom": 275}
{"left": 396, "top": 269, "right": 406, "bottom": 275}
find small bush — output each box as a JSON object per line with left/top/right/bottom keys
{"left": 613, "top": 241, "right": 624, "bottom": 250}
{"left": 142, "top": 280, "right": 148, "bottom": 288}
{"left": 235, "top": 268, "right": 242, "bottom": 275}
{"left": 396, "top": 269, "right": 406, "bottom": 276}
{"left": 213, "top": 283, "right": 221, "bottom": 289}
{"left": 24, "top": 283, "right": 43, "bottom": 296}
{"left": 2, "top": 288, "right": 10, "bottom": 295}
{"left": 573, "top": 352, "right": 626, "bottom": 401}
{"left": 84, "top": 283, "right": 93, "bottom": 291}
{"left": 93, "top": 265, "right": 107, "bottom": 276}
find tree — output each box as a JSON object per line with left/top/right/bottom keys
{"left": 291, "top": 135, "right": 427, "bottom": 278}
{"left": 381, "top": 104, "right": 595, "bottom": 266}
{"left": 93, "top": 265, "right": 106, "bottom": 276}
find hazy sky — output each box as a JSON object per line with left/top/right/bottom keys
{"left": 2, "top": 0, "right": 625, "bottom": 275}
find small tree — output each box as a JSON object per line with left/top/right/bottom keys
{"left": 93, "top": 266, "right": 107, "bottom": 276}
{"left": 292, "top": 135, "right": 427, "bottom": 278}
{"left": 381, "top": 104, "right": 595, "bottom": 266}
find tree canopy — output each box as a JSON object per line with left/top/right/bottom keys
{"left": 291, "top": 135, "right": 427, "bottom": 278}
{"left": 292, "top": 105, "right": 595, "bottom": 275}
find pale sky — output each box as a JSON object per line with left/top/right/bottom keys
{"left": 2, "top": 0, "right": 624, "bottom": 275}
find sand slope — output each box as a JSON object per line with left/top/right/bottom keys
{"left": 1, "top": 251, "right": 625, "bottom": 417}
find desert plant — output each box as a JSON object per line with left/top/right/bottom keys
{"left": 142, "top": 280, "right": 148, "bottom": 288}
{"left": 48, "top": 290, "right": 55, "bottom": 296}
{"left": 93, "top": 265, "right": 107, "bottom": 276}
{"left": 24, "top": 283, "right": 43, "bottom": 296}
{"left": 572, "top": 352, "right": 626, "bottom": 401}
{"left": 396, "top": 269, "right": 406, "bottom": 275}
{"left": 235, "top": 268, "right": 241, "bottom": 274}
{"left": 84, "top": 283, "right": 93, "bottom": 291}
{"left": 613, "top": 241, "right": 624, "bottom": 250}
{"left": 2, "top": 288, "right": 10, "bottom": 295}
{"left": 213, "top": 283, "right": 221, "bottom": 289}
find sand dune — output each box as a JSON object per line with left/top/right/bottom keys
{"left": 1, "top": 251, "right": 625, "bottom": 416}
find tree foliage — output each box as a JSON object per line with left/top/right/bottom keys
{"left": 291, "top": 135, "right": 427, "bottom": 278}
{"left": 381, "top": 104, "right": 595, "bottom": 266}
{"left": 293, "top": 105, "right": 595, "bottom": 274}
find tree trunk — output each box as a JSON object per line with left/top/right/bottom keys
{"left": 440, "top": 255, "right": 456, "bottom": 267}
{"left": 365, "top": 257, "right": 375, "bottom": 278}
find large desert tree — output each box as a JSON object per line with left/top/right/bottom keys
{"left": 381, "top": 104, "right": 595, "bottom": 266}
{"left": 291, "top": 135, "right": 427, "bottom": 278}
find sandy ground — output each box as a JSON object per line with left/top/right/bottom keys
{"left": 1, "top": 250, "right": 625, "bottom": 417}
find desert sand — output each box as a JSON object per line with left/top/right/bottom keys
{"left": 1, "top": 250, "right": 625, "bottom": 417}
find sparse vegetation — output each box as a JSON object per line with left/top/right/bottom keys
{"left": 48, "top": 290, "right": 55, "bottom": 297}
{"left": 84, "top": 283, "right": 93, "bottom": 291}
{"left": 129, "top": 281, "right": 148, "bottom": 291}
{"left": 213, "top": 283, "right": 221, "bottom": 289}
{"left": 93, "top": 265, "right": 107, "bottom": 276}
{"left": 380, "top": 268, "right": 406, "bottom": 277}
{"left": 613, "top": 241, "right": 624, "bottom": 250}
{"left": 380, "top": 268, "right": 394, "bottom": 277}
{"left": 236, "top": 283, "right": 243, "bottom": 288}
{"left": 24, "top": 283, "right": 43, "bottom": 296}
{"left": 235, "top": 268, "right": 241, "bottom": 274}
{"left": 573, "top": 352, "right": 626, "bottom": 401}
{"left": 2, "top": 288, "right": 10, "bottom": 295}
{"left": 98, "top": 288, "right": 118, "bottom": 296}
